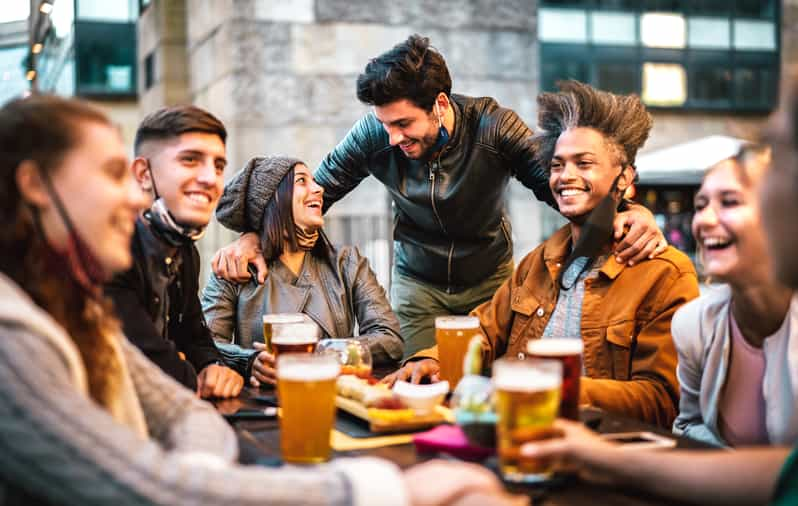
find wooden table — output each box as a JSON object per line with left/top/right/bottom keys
{"left": 214, "top": 386, "right": 710, "bottom": 506}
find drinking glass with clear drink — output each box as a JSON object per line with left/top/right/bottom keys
{"left": 493, "top": 357, "right": 562, "bottom": 483}
{"left": 315, "top": 339, "right": 372, "bottom": 378}
{"left": 435, "top": 315, "right": 481, "bottom": 390}
{"left": 526, "top": 338, "right": 583, "bottom": 420}
{"left": 277, "top": 353, "right": 340, "bottom": 464}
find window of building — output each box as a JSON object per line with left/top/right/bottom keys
{"left": 539, "top": 2, "right": 780, "bottom": 112}
{"left": 74, "top": 21, "right": 136, "bottom": 97}
{"left": 0, "top": 46, "right": 29, "bottom": 105}
{"left": 77, "top": 0, "right": 138, "bottom": 22}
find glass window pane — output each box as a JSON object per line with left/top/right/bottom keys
{"left": 734, "top": 67, "right": 776, "bottom": 107}
{"left": 641, "top": 13, "right": 686, "bottom": 48}
{"left": 77, "top": 0, "right": 137, "bottom": 22}
{"left": 688, "top": 17, "right": 730, "bottom": 49}
{"left": 0, "top": 2, "right": 29, "bottom": 23}
{"left": 0, "top": 46, "right": 29, "bottom": 105}
{"left": 541, "top": 60, "right": 589, "bottom": 92}
{"left": 689, "top": 0, "right": 732, "bottom": 15}
{"left": 736, "top": 0, "right": 776, "bottom": 18}
{"left": 642, "top": 62, "right": 686, "bottom": 106}
{"left": 691, "top": 66, "right": 732, "bottom": 104}
{"left": 590, "top": 12, "right": 637, "bottom": 46}
{"left": 733, "top": 20, "right": 776, "bottom": 51}
{"left": 596, "top": 62, "right": 639, "bottom": 95}
{"left": 541, "top": 0, "right": 590, "bottom": 5}
{"left": 539, "top": 8, "right": 588, "bottom": 43}
{"left": 75, "top": 21, "right": 136, "bottom": 95}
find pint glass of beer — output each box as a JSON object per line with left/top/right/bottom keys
{"left": 526, "top": 339, "right": 583, "bottom": 420}
{"left": 277, "top": 353, "right": 340, "bottom": 463}
{"left": 435, "top": 316, "right": 481, "bottom": 389}
{"left": 262, "top": 313, "right": 306, "bottom": 353}
{"left": 494, "top": 357, "right": 562, "bottom": 483}
{"left": 271, "top": 322, "right": 321, "bottom": 357}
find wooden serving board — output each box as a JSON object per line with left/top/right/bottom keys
{"left": 335, "top": 396, "right": 452, "bottom": 434}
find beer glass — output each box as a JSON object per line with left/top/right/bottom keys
{"left": 494, "top": 357, "right": 562, "bottom": 483}
{"left": 262, "top": 313, "right": 306, "bottom": 353}
{"left": 526, "top": 339, "right": 583, "bottom": 420}
{"left": 435, "top": 315, "right": 481, "bottom": 389}
{"left": 277, "top": 353, "right": 340, "bottom": 463}
{"left": 271, "top": 321, "right": 321, "bottom": 358}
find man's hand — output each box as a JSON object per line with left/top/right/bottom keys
{"left": 381, "top": 358, "right": 440, "bottom": 387}
{"left": 197, "top": 363, "right": 244, "bottom": 399}
{"left": 211, "top": 232, "right": 267, "bottom": 284}
{"left": 403, "top": 460, "right": 512, "bottom": 506}
{"left": 249, "top": 342, "right": 277, "bottom": 387}
{"left": 613, "top": 205, "right": 668, "bottom": 266}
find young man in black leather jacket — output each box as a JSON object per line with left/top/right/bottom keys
{"left": 212, "top": 35, "right": 666, "bottom": 361}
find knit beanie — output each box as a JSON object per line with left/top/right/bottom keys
{"left": 216, "top": 155, "right": 304, "bottom": 233}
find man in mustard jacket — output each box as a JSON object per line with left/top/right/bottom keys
{"left": 389, "top": 81, "right": 699, "bottom": 428}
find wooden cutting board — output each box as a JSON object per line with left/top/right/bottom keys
{"left": 335, "top": 396, "right": 452, "bottom": 433}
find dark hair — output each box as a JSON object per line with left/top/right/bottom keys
{"left": 134, "top": 105, "right": 227, "bottom": 155}
{"left": 533, "top": 80, "right": 653, "bottom": 173}
{"left": 260, "top": 167, "right": 299, "bottom": 262}
{"left": 356, "top": 34, "right": 452, "bottom": 111}
{"left": 0, "top": 95, "right": 122, "bottom": 407}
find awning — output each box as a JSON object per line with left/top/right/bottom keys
{"left": 635, "top": 135, "right": 750, "bottom": 185}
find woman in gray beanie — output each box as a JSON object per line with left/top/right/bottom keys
{"left": 201, "top": 156, "right": 404, "bottom": 385}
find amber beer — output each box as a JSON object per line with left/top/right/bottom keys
{"left": 271, "top": 322, "right": 320, "bottom": 358}
{"left": 262, "top": 313, "right": 306, "bottom": 353}
{"left": 277, "top": 353, "right": 340, "bottom": 463}
{"left": 435, "top": 316, "right": 481, "bottom": 389}
{"left": 526, "top": 339, "right": 583, "bottom": 420}
{"left": 494, "top": 357, "right": 562, "bottom": 483}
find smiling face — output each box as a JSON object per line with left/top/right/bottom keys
{"left": 374, "top": 99, "right": 442, "bottom": 160}
{"left": 692, "top": 158, "right": 771, "bottom": 285}
{"left": 549, "top": 127, "right": 632, "bottom": 223}
{"left": 42, "top": 121, "right": 147, "bottom": 275}
{"left": 291, "top": 164, "right": 324, "bottom": 231}
{"left": 142, "top": 132, "right": 226, "bottom": 227}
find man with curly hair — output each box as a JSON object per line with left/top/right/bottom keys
{"left": 400, "top": 81, "right": 700, "bottom": 427}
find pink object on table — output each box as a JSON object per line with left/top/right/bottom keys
{"left": 413, "top": 425, "right": 495, "bottom": 461}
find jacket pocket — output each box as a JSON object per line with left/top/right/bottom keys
{"left": 605, "top": 321, "right": 635, "bottom": 381}
{"left": 508, "top": 295, "right": 538, "bottom": 354}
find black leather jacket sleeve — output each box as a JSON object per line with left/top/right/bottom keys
{"left": 105, "top": 268, "right": 199, "bottom": 391}
{"left": 315, "top": 115, "right": 378, "bottom": 213}
{"left": 495, "top": 108, "right": 557, "bottom": 207}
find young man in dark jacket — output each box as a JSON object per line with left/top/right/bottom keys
{"left": 212, "top": 35, "right": 666, "bottom": 360}
{"left": 106, "top": 106, "right": 243, "bottom": 398}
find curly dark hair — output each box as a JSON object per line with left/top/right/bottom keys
{"left": 0, "top": 95, "right": 123, "bottom": 408}
{"left": 532, "top": 80, "right": 653, "bottom": 173}
{"left": 356, "top": 34, "right": 452, "bottom": 111}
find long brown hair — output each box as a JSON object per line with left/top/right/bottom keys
{"left": 260, "top": 167, "right": 300, "bottom": 262}
{"left": 0, "top": 95, "right": 122, "bottom": 407}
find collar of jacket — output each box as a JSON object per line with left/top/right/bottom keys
{"left": 541, "top": 225, "right": 627, "bottom": 283}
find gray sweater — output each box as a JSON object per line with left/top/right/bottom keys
{"left": 0, "top": 273, "right": 407, "bottom": 506}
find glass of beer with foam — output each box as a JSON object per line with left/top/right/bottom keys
{"left": 493, "top": 357, "right": 562, "bottom": 483}
{"left": 277, "top": 353, "right": 340, "bottom": 463}
{"left": 262, "top": 313, "right": 307, "bottom": 353}
{"left": 271, "top": 321, "right": 320, "bottom": 358}
{"left": 526, "top": 339, "right": 583, "bottom": 420}
{"left": 435, "top": 316, "right": 481, "bottom": 390}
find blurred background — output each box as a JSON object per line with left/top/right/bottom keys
{"left": 1, "top": 0, "right": 795, "bottom": 286}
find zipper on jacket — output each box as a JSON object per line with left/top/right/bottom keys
{"left": 429, "top": 157, "right": 454, "bottom": 292}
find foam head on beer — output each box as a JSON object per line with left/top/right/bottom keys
{"left": 435, "top": 315, "right": 481, "bottom": 390}
{"left": 493, "top": 358, "right": 562, "bottom": 392}
{"left": 277, "top": 355, "right": 341, "bottom": 381}
{"left": 526, "top": 338, "right": 583, "bottom": 357}
{"left": 271, "top": 322, "right": 321, "bottom": 355}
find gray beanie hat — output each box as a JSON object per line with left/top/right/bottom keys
{"left": 216, "top": 155, "right": 304, "bottom": 233}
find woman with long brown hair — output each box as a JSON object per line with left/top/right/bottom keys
{"left": 0, "top": 95, "right": 509, "bottom": 505}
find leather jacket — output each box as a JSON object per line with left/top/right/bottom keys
{"left": 201, "top": 232, "right": 404, "bottom": 377}
{"left": 314, "top": 94, "right": 554, "bottom": 293}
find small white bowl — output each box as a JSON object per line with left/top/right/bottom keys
{"left": 392, "top": 380, "right": 449, "bottom": 415}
